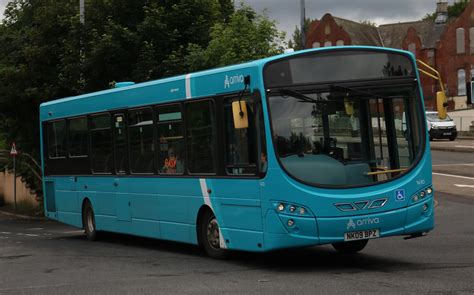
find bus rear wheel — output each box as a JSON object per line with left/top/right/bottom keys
{"left": 199, "top": 210, "right": 229, "bottom": 259}
{"left": 82, "top": 201, "right": 98, "bottom": 241}
{"left": 332, "top": 240, "right": 368, "bottom": 254}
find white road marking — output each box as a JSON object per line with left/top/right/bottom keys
{"left": 24, "top": 234, "right": 39, "bottom": 237}
{"left": 27, "top": 228, "right": 43, "bottom": 231}
{"left": 433, "top": 172, "right": 474, "bottom": 181}
{"left": 432, "top": 163, "right": 474, "bottom": 167}
{"left": 0, "top": 232, "right": 12, "bottom": 235}
{"left": 454, "top": 184, "right": 474, "bottom": 188}
{"left": 62, "top": 230, "right": 84, "bottom": 234}
{"left": 454, "top": 145, "right": 474, "bottom": 149}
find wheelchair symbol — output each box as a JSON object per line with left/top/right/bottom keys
{"left": 395, "top": 189, "right": 405, "bottom": 201}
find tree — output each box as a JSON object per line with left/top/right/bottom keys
{"left": 289, "top": 18, "right": 312, "bottom": 51}
{"left": 423, "top": 0, "right": 470, "bottom": 21}
{"left": 185, "top": 4, "right": 286, "bottom": 72}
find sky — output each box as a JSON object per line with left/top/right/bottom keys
{"left": 0, "top": 0, "right": 456, "bottom": 36}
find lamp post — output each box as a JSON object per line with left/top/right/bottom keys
{"left": 80, "top": 0, "right": 85, "bottom": 24}
{"left": 300, "top": 0, "right": 306, "bottom": 49}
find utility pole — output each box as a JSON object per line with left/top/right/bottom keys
{"left": 80, "top": 0, "right": 85, "bottom": 24}
{"left": 300, "top": 0, "right": 306, "bottom": 49}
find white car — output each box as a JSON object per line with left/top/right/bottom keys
{"left": 426, "top": 111, "right": 457, "bottom": 141}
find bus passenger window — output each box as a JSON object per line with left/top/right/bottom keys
{"left": 129, "top": 108, "right": 154, "bottom": 174}
{"left": 186, "top": 100, "right": 216, "bottom": 174}
{"left": 156, "top": 104, "right": 184, "bottom": 175}
{"left": 224, "top": 98, "right": 257, "bottom": 175}
{"left": 68, "top": 117, "right": 88, "bottom": 157}
{"left": 48, "top": 120, "right": 67, "bottom": 158}
{"left": 90, "top": 114, "right": 113, "bottom": 174}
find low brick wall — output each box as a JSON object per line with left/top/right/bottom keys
{"left": 0, "top": 170, "right": 39, "bottom": 206}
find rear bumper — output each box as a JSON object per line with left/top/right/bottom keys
{"left": 264, "top": 196, "right": 434, "bottom": 251}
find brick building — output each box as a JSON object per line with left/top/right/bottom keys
{"left": 305, "top": 1, "right": 474, "bottom": 110}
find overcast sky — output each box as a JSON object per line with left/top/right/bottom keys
{"left": 0, "top": 0, "right": 456, "bottom": 36}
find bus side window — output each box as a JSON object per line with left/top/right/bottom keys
{"left": 129, "top": 108, "right": 154, "bottom": 174}
{"left": 90, "top": 114, "right": 113, "bottom": 174}
{"left": 224, "top": 97, "right": 257, "bottom": 175}
{"left": 48, "top": 120, "right": 67, "bottom": 159}
{"left": 156, "top": 104, "right": 184, "bottom": 175}
{"left": 186, "top": 100, "right": 216, "bottom": 174}
{"left": 68, "top": 117, "right": 88, "bottom": 158}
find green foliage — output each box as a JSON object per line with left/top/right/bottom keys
{"left": 0, "top": 0, "right": 284, "bottom": 169}
{"left": 185, "top": 4, "right": 286, "bottom": 72}
{"left": 359, "top": 20, "right": 377, "bottom": 27}
{"left": 423, "top": 0, "right": 469, "bottom": 21}
{"left": 290, "top": 18, "right": 312, "bottom": 51}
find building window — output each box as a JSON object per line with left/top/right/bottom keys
{"left": 312, "top": 42, "right": 320, "bottom": 48}
{"left": 408, "top": 43, "right": 416, "bottom": 55}
{"left": 325, "top": 25, "right": 331, "bottom": 35}
{"left": 336, "top": 40, "right": 344, "bottom": 46}
{"left": 470, "top": 27, "right": 474, "bottom": 53}
{"left": 324, "top": 41, "right": 332, "bottom": 47}
{"left": 456, "top": 27, "right": 465, "bottom": 54}
{"left": 458, "top": 69, "right": 466, "bottom": 96}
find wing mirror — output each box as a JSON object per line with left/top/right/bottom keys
{"left": 232, "top": 75, "right": 251, "bottom": 129}
{"left": 436, "top": 91, "right": 448, "bottom": 120}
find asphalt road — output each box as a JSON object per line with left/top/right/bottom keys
{"left": 431, "top": 150, "right": 474, "bottom": 197}
{"left": 1, "top": 191, "right": 473, "bottom": 295}
{"left": 0, "top": 150, "right": 472, "bottom": 294}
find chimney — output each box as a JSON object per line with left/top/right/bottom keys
{"left": 436, "top": 1, "right": 448, "bottom": 15}
{"left": 435, "top": 1, "right": 448, "bottom": 24}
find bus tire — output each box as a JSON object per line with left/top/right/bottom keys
{"left": 332, "top": 240, "right": 368, "bottom": 254}
{"left": 82, "top": 201, "right": 98, "bottom": 241}
{"left": 199, "top": 210, "right": 229, "bottom": 259}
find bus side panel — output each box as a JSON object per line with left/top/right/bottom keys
{"left": 54, "top": 176, "right": 82, "bottom": 228}
{"left": 208, "top": 178, "right": 264, "bottom": 251}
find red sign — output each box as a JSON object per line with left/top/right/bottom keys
{"left": 10, "top": 142, "right": 18, "bottom": 156}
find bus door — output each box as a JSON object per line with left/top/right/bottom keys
{"left": 113, "top": 113, "right": 131, "bottom": 222}
{"left": 207, "top": 96, "right": 265, "bottom": 248}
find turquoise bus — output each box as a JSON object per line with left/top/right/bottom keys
{"left": 40, "top": 47, "right": 434, "bottom": 258}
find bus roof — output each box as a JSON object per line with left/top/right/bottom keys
{"left": 40, "top": 46, "right": 412, "bottom": 121}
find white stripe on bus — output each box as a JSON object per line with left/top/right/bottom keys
{"left": 199, "top": 179, "right": 227, "bottom": 249}
{"left": 185, "top": 74, "right": 192, "bottom": 99}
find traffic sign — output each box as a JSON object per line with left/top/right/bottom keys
{"left": 10, "top": 142, "right": 18, "bottom": 156}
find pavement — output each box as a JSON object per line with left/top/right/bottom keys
{"left": 429, "top": 138, "right": 474, "bottom": 153}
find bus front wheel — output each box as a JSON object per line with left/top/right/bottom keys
{"left": 82, "top": 201, "right": 98, "bottom": 241}
{"left": 199, "top": 210, "right": 229, "bottom": 259}
{"left": 332, "top": 240, "right": 368, "bottom": 254}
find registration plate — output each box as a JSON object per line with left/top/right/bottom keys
{"left": 344, "top": 229, "right": 380, "bottom": 242}
{"left": 443, "top": 132, "right": 451, "bottom": 136}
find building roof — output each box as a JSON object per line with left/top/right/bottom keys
{"left": 333, "top": 17, "right": 383, "bottom": 46}
{"left": 378, "top": 20, "right": 446, "bottom": 49}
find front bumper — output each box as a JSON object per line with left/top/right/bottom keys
{"left": 264, "top": 196, "right": 434, "bottom": 251}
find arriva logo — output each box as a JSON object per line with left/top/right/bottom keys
{"left": 224, "top": 74, "right": 244, "bottom": 89}
{"left": 346, "top": 217, "right": 380, "bottom": 230}
{"left": 347, "top": 219, "right": 356, "bottom": 230}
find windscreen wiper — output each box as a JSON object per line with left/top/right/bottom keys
{"left": 280, "top": 88, "right": 319, "bottom": 103}
{"left": 330, "top": 84, "right": 392, "bottom": 100}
